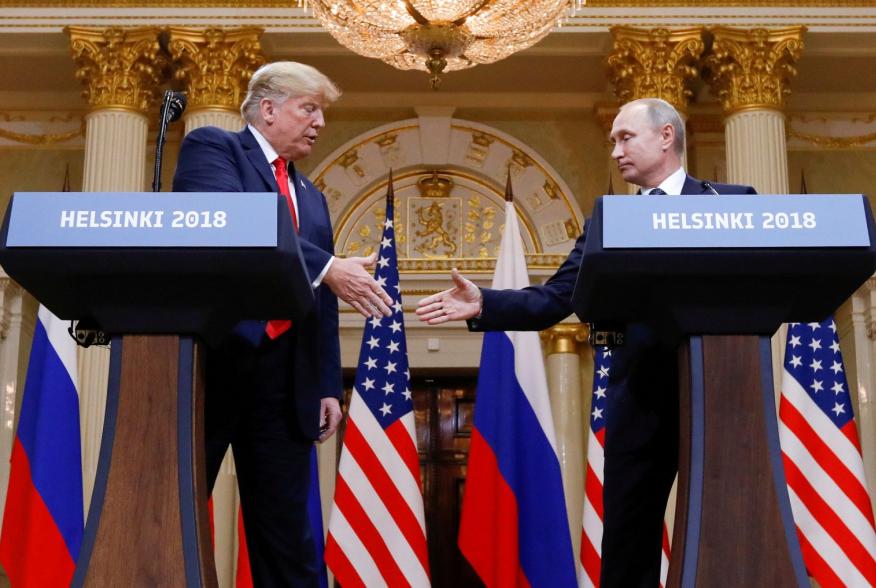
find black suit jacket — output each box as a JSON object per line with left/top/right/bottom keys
{"left": 172, "top": 125, "right": 342, "bottom": 439}
{"left": 469, "top": 175, "right": 757, "bottom": 454}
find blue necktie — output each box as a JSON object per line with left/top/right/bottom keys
{"left": 650, "top": 188, "right": 667, "bottom": 196}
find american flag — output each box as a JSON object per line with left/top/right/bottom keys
{"left": 779, "top": 319, "right": 876, "bottom": 586}
{"left": 579, "top": 347, "right": 609, "bottom": 587}
{"left": 579, "top": 348, "right": 670, "bottom": 588}
{"left": 324, "top": 177, "right": 430, "bottom": 587}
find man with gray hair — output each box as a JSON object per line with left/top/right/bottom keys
{"left": 174, "top": 61, "right": 393, "bottom": 586}
{"left": 417, "top": 98, "right": 756, "bottom": 586}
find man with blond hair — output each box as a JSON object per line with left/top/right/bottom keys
{"left": 174, "top": 61, "right": 393, "bottom": 586}
{"left": 418, "top": 98, "right": 756, "bottom": 587}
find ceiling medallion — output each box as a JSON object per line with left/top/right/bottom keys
{"left": 297, "top": 0, "right": 585, "bottom": 89}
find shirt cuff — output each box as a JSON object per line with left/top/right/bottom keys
{"left": 312, "top": 256, "right": 334, "bottom": 288}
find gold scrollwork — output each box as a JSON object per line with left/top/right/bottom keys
{"left": 167, "top": 27, "right": 265, "bottom": 112}
{"left": 703, "top": 26, "right": 806, "bottom": 114}
{"left": 607, "top": 26, "right": 705, "bottom": 111}
{"left": 67, "top": 26, "right": 167, "bottom": 113}
{"left": 540, "top": 324, "right": 590, "bottom": 355}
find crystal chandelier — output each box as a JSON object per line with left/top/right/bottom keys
{"left": 297, "top": 1, "right": 585, "bottom": 88}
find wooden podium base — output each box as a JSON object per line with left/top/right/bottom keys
{"left": 72, "top": 335, "right": 217, "bottom": 587}
{"left": 667, "top": 335, "right": 808, "bottom": 587}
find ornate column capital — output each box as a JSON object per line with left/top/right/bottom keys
{"left": 607, "top": 26, "right": 706, "bottom": 113}
{"left": 703, "top": 26, "right": 806, "bottom": 115}
{"left": 540, "top": 323, "right": 589, "bottom": 355}
{"left": 67, "top": 27, "right": 167, "bottom": 114}
{"left": 167, "top": 27, "right": 266, "bottom": 114}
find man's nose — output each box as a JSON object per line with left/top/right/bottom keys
{"left": 312, "top": 110, "right": 325, "bottom": 128}
{"left": 610, "top": 142, "right": 622, "bottom": 159}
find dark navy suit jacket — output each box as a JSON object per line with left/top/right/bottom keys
{"left": 468, "top": 175, "right": 757, "bottom": 455}
{"left": 172, "top": 125, "right": 342, "bottom": 440}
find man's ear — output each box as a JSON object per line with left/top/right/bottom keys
{"left": 259, "top": 98, "right": 275, "bottom": 124}
{"left": 660, "top": 123, "right": 675, "bottom": 152}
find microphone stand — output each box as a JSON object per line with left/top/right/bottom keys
{"left": 152, "top": 90, "right": 186, "bottom": 193}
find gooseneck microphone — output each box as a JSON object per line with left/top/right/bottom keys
{"left": 701, "top": 181, "right": 720, "bottom": 196}
{"left": 152, "top": 90, "right": 187, "bottom": 192}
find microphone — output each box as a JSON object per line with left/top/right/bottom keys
{"left": 701, "top": 181, "right": 720, "bottom": 196}
{"left": 164, "top": 91, "right": 187, "bottom": 123}
{"left": 152, "top": 90, "right": 187, "bottom": 192}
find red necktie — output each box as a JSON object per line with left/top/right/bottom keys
{"left": 265, "top": 157, "right": 297, "bottom": 339}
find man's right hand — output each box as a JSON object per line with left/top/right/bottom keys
{"left": 323, "top": 253, "right": 393, "bottom": 318}
{"left": 415, "top": 268, "right": 482, "bottom": 325}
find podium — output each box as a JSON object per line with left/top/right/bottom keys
{"left": 573, "top": 194, "right": 876, "bottom": 587}
{"left": 0, "top": 192, "right": 314, "bottom": 587}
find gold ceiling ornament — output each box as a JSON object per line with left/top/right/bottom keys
{"left": 0, "top": 121, "right": 85, "bottom": 145}
{"left": 417, "top": 171, "right": 453, "bottom": 198}
{"left": 703, "top": 26, "right": 805, "bottom": 115}
{"left": 296, "top": 0, "right": 586, "bottom": 89}
{"left": 167, "top": 27, "right": 266, "bottom": 113}
{"left": 67, "top": 27, "right": 167, "bottom": 113}
{"left": 607, "top": 26, "right": 705, "bottom": 112}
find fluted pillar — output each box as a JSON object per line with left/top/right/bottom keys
{"left": 704, "top": 26, "right": 805, "bottom": 194}
{"left": 167, "top": 27, "right": 265, "bottom": 586}
{"left": 850, "top": 277, "right": 876, "bottom": 514}
{"left": 168, "top": 27, "right": 264, "bottom": 133}
{"left": 67, "top": 26, "right": 166, "bottom": 511}
{"left": 607, "top": 26, "right": 706, "bottom": 190}
{"left": 0, "top": 274, "right": 32, "bottom": 531}
{"left": 541, "top": 323, "right": 590, "bottom": 563}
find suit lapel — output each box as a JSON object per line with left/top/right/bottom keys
{"left": 289, "top": 163, "right": 313, "bottom": 238}
{"left": 239, "top": 127, "right": 279, "bottom": 192}
{"left": 681, "top": 175, "right": 708, "bottom": 195}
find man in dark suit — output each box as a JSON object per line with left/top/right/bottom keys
{"left": 416, "top": 98, "right": 756, "bottom": 587}
{"left": 173, "top": 61, "right": 393, "bottom": 587}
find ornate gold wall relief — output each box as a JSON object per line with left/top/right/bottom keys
{"left": 315, "top": 118, "right": 584, "bottom": 271}
{"left": 67, "top": 26, "right": 167, "bottom": 113}
{"left": 167, "top": 27, "right": 265, "bottom": 113}
{"left": 703, "top": 26, "right": 805, "bottom": 114}
{"left": 607, "top": 26, "right": 705, "bottom": 111}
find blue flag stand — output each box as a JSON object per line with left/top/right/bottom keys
{"left": 0, "top": 192, "right": 313, "bottom": 587}
{"left": 573, "top": 194, "right": 876, "bottom": 587}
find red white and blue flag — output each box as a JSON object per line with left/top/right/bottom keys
{"left": 0, "top": 306, "right": 83, "bottom": 587}
{"left": 458, "top": 197, "right": 577, "bottom": 587}
{"left": 324, "top": 179, "right": 430, "bottom": 587}
{"left": 779, "top": 319, "right": 876, "bottom": 586}
{"left": 579, "top": 348, "right": 609, "bottom": 587}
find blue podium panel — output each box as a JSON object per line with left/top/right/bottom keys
{"left": 0, "top": 192, "right": 313, "bottom": 338}
{"left": 573, "top": 194, "right": 876, "bottom": 335}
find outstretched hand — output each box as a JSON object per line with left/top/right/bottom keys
{"left": 323, "top": 253, "right": 394, "bottom": 318}
{"left": 415, "top": 268, "right": 482, "bottom": 325}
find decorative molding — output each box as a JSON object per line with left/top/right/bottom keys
{"left": 67, "top": 26, "right": 167, "bottom": 113}
{"left": 1, "top": 0, "right": 873, "bottom": 6}
{"left": 703, "top": 26, "right": 806, "bottom": 115}
{"left": 607, "top": 26, "right": 705, "bottom": 111}
{"left": 167, "top": 27, "right": 265, "bottom": 113}
{"left": 788, "top": 128, "right": 876, "bottom": 148}
{"left": 540, "top": 323, "right": 590, "bottom": 355}
{"left": 0, "top": 120, "right": 84, "bottom": 144}
{"left": 0, "top": 279, "right": 22, "bottom": 340}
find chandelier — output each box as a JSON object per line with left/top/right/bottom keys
{"left": 297, "top": 1, "right": 585, "bottom": 89}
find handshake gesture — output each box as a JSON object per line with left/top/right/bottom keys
{"left": 415, "top": 268, "right": 482, "bottom": 324}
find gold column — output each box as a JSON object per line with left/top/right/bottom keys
{"left": 704, "top": 26, "right": 805, "bottom": 195}
{"left": 607, "top": 26, "right": 705, "bottom": 187}
{"left": 67, "top": 26, "right": 166, "bottom": 512}
{"left": 167, "top": 27, "right": 264, "bottom": 585}
{"left": 541, "top": 323, "right": 590, "bottom": 566}
{"left": 168, "top": 27, "right": 265, "bottom": 133}
{"left": 849, "top": 278, "right": 876, "bottom": 515}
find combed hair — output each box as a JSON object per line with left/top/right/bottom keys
{"left": 625, "top": 98, "right": 686, "bottom": 156}
{"left": 240, "top": 61, "right": 341, "bottom": 123}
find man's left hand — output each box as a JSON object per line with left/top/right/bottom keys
{"left": 318, "top": 397, "right": 342, "bottom": 442}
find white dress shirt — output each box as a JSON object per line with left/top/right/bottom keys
{"left": 643, "top": 166, "right": 686, "bottom": 196}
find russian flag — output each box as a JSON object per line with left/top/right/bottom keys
{"left": 0, "top": 305, "right": 83, "bottom": 586}
{"left": 459, "top": 198, "right": 578, "bottom": 587}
